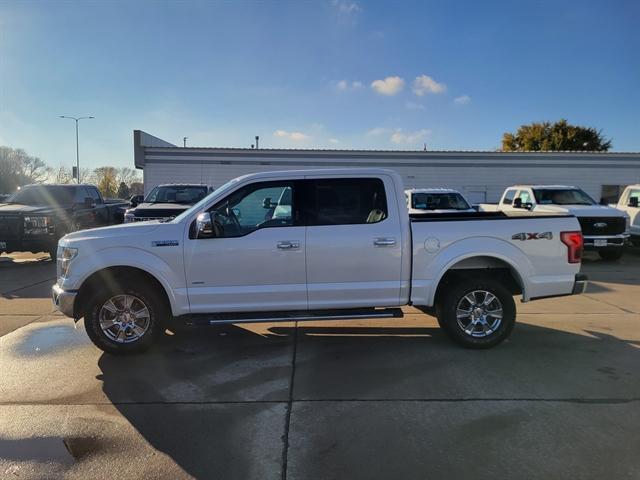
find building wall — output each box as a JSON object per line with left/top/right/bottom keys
{"left": 142, "top": 159, "right": 640, "bottom": 203}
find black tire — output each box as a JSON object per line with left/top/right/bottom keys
{"left": 436, "top": 276, "right": 516, "bottom": 349}
{"left": 598, "top": 249, "right": 623, "bottom": 261}
{"left": 48, "top": 245, "right": 57, "bottom": 260}
{"left": 84, "top": 281, "right": 165, "bottom": 354}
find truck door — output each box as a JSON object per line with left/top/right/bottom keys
{"left": 304, "top": 176, "right": 403, "bottom": 309}
{"left": 184, "top": 180, "right": 307, "bottom": 313}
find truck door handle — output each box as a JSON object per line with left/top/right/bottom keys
{"left": 374, "top": 237, "right": 396, "bottom": 247}
{"left": 277, "top": 241, "right": 300, "bottom": 250}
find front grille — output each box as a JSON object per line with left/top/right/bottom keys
{"left": 578, "top": 216, "right": 625, "bottom": 236}
{"left": 0, "top": 216, "right": 21, "bottom": 240}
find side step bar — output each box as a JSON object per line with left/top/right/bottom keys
{"left": 182, "top": 308, "right": 404, "bottom": 326}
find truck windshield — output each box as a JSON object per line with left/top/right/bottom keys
{"left": 412, "top": 192, "right": 471, "bottom": 210}
{"left": 533, "top": 188, "right": 595, "bottom": 205}
{"left": 145, "top": 185, "right": 208, "bottom": 204}
{"left": 6, "top": 186, "right": 75, "bottom": 206}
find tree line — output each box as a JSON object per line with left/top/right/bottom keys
{"left": 0, "top": 146, "right": 143, "bottom": 199}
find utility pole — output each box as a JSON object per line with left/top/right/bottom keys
{"left": 183, "top": 137, "right": 188, "bottom": 147}
{"left": 255, "top": 136, "right": 259, "bottom": 149}
{"left": 60, "top": 115, "right": 94, "bottom": 183}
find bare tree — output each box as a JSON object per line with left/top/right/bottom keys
{"left": 0, "top": 146, "right": 51, "bottom": 193}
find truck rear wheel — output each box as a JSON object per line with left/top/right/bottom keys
{"left": 84, "top": 282, "right": 165, "bottom": 354}
{"left": 598, "top": 249, "right": 623, "bottom": 261}
{"left": 437, "top": 277, "right": 515, "bottom": 349}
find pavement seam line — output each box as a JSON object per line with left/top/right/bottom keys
{"left": 1, "top": 398, "right": 638, "bottom": 407}
{"left": 0, "top": 277, "right": 56, "bottom": 297}
{"left": 281, "top": 320, "right": 298, "bottom": 480}
{"left": 582, "top": 293, "right": 636, "bottom": 314}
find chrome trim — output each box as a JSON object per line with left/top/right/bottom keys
{"left": 208, "top": 311, "right": 399, "bottom": 325}
{"left": 52, "top": 284, "right": 77, "bottom": 318}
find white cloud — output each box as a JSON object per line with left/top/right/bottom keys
{"left": 412, "top": 75, "right": 446, "bottom": 96}
{"left": 453, "top": 95, "right": 471, "bottom": 105}
{"left": 335, "top": 79, "right": 364, "bottom": 92}
{"left": 273, "top": 129, "right": 310, "bottom": 141}
{"left": 390, "top": 128, "right": 432, "bottom": 145}
{"left": 366, "top": 127, "right": 390, "bottom": 136}
{"left": 332, "top": 0, "right": 362, "bottom": 14}
{"left": 405, "top": 101, "right": 425, "bottom": 110}
{"left": 329, "top": 138, "right": 340, "bottom": 145}
{"left": 371, "top": 76, "right": 405, "bottom": 96}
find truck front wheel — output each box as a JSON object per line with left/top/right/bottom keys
{"left": 437, "top": 277, "right": 515, "bottom": 349}
{"left": 84, "top": 282, "right": 164, "bottom": 354}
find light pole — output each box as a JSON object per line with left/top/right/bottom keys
{"left": 59, "top": 115, "right": 94, "bottom": 183}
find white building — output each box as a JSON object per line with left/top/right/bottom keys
{"left": 134, "top": 130, "right": 640, "bottom": 204}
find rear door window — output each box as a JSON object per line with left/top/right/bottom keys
{"left": 305, "top": 178, "right": 388, "bottom": 226}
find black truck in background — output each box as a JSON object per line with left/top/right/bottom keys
{"left": 123, "top": 184, "right": 211, "bottom": 223}
{"left": 0, "top": 184, "right": 128, "bottom": 259}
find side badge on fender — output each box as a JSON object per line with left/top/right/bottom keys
{"left": 512, "top": 232, "right": 553, "bottom": 241}
{"left": 152, "top": 240, "right": 179, "bottom": 247}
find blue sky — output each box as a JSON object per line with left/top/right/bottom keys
{"left": 1, "top": 0, "right": 639, "bottom": 170}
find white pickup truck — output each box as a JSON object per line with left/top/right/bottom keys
{"left": 52, "top": 169, "right": 587, "bottom": 354}
{"left": 615, "top": 185, "right": 640, "bottom": 242}
{"left": 480, "top": 185, "right": 630, "bottom": 261}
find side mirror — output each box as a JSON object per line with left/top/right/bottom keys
{"left": 196, "top": 212, "right": 215, "bottom": 238}
{"left": 524, "top": 202, "right": 533, "bottom": 211}
{"left": 599, "top": 198, "right": 608, "bottom": 206}
{"left": 84, "top": 197, "right": 95, "bottom": 209}
{"left": 629, "top": 197, "right": 639, "bottom": 208}
{"left": 513, "top": 198, "right": 523, "bottom": 209}
{"left": 130, "top": 195, "right": 143, "bottom": 207}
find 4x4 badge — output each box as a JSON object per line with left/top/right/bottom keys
{"left": 512, "top": 232, "right": 553, "bottom": 241}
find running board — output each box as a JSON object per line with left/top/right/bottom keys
{"left": 182, "top": 308, "right": 404, "bottom": 326}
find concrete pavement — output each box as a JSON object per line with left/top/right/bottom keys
{"left": 0, "top": 251, "right": 639, "bottom": 479}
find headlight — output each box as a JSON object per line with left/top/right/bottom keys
{"left": 59, "top": 247, "right": 78, "bottom": 278}
{"left": 24, "top": 216, "right": 54, "bottom": 235}
{"left": 124, "top": 210, "right": 135, "bottom": 223}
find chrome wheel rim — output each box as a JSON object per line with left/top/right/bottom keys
{"left": 99, "top": 294, "right": 150, "bottom": 344}
{"left": 456, "top": 290, "right": 503, "bottom": 338}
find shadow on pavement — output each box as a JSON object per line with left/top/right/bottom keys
{"left": 91, "top": 321, "right": 640, "bottom": 479}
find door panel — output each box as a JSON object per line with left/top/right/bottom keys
{"left": 184, "top": 226, "right": 306, "bottom": 312}
{"left": 184, "top": 181, "right": 306, "bottom": 313}
{"left": 304, "top": 176, "right": 403, "bottom": 309}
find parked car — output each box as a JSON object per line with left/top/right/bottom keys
{"left": 405, "top": 188, "right": 475, "bottom": 214}
{"left": 0, "top": 184, "right": 127, "bottom": 259}
{"left": 123, "top": 184, "right": 210, "bottom": 223}
{"left": 479, "top": 185, "right": 630, "bottom": 261}
{"left": 615, "top": 184, "right": 640, "bottom": 243}
{"left": 52, "top": 168, "right": 587, "bottom": 354}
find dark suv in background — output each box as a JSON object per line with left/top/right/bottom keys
{"left": 124, "top": 184, "right": 211, "bottom": 223}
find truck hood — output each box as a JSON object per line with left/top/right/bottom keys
{"left": 131, "top": 203, "right": 192, "bottom": 218}
{"left": 535, "top": 204, "right": 627, "bottom": 217}
{"left": 0, "top": 203, "right": 67, "bottom": 215}
{"left": 61, "top": 221, "right": 163, "bottom": 243}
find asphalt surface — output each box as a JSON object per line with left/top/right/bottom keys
{"left": 1, "top": 250, "right": 639, "bottom": 479}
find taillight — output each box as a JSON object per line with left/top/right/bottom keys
{"left": 561, "top": 231, "right": 583, "bottom": 264}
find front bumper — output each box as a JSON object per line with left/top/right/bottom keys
{"left": 52, "top": 284, "right": 77, "bottom": 318}
{"left": 583, "top": 234, "right": 630, "bottom": 249}
{"left": 0, "top": 237, "right": 56, "bottom": 254}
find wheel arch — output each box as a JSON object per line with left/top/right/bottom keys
{"left": 74, "top": 266, "right": 173, "bottom": 320}
{"left": 432, "top": 255, "right": 525, "bottom": 309}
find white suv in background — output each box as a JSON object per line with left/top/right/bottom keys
{"left": 405, "top": 188, "right": 475, "bottom": 215}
